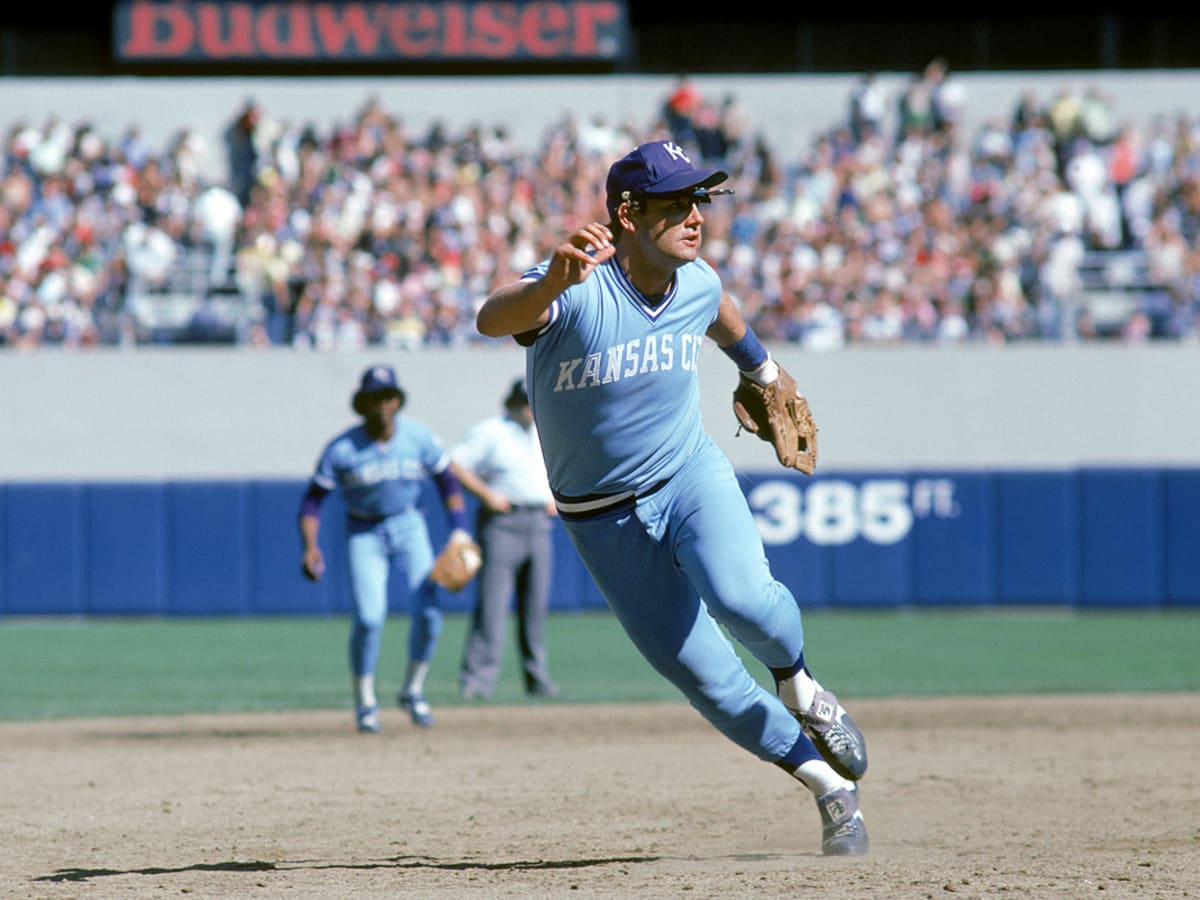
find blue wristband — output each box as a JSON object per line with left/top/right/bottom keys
{"left": 721, "top": 328, "right": 768, "bottom": 371}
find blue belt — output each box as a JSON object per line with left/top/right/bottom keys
{"left": 347, "top": 508, "right": 411, "bottom": 523}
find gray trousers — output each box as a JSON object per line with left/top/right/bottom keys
{"left": 460, "top": 507, "right": 555, "bottom": 695}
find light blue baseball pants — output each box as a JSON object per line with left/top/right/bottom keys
{"left": 345, "top": 509, "right": 442, "bottom": 678}
{"left": 561, "top": 437, "right": 818, "bottom": 766}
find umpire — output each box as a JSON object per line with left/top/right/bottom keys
{"left": 450, "top": 379, "right": 560, "bottom": 699}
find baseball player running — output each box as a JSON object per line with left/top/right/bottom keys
{"left": 475, "top": 139, "right": 869, "bottom": 855}
{"left": 299, "top": 364, "right": 473, "bottom": 733}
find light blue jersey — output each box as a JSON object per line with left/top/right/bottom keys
{"left": 519, "top": 256, "right": 720, "bottom": 499}
{"left": 313, "top": 416, "right": 450, "bottom": 520}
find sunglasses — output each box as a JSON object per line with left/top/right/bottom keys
{"left": 655, "top": 188, "right": 735, "bottom": 215}
{"left": 622, "top": 187, "right": 736, "bottom": 216}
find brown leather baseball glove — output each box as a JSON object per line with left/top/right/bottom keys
{"left": 732, "top": 364, "right": 819, "bottom": 475}
{"left": 430, "top": 531, "right": 483, "bottom": 592}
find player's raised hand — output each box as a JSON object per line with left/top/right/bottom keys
{"left": 477, "top": 222, "right": 615, "bottom": 338}
{"left": 545, "top": 223, "right": 614, "bottom": 289}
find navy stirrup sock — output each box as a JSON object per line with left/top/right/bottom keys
{"left": 770, "top": 652, "right": 806, "bottom": 690}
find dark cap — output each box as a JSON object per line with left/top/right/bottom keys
{"left": 352, "top": 364, "right": 406, "bottom": 415}
{"left": 504, "top": 378, "right": 529, "bottom": 409}
{"left": 605, "top": 140, "right": 728, "bottom": 218}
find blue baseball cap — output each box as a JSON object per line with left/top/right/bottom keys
{"left": 605, "top": 140, "right": 728, "bottom": 217}
{"left": 352, "top": 364, "right": 406, "bottom": 414}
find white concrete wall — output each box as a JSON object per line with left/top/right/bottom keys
{"left": 3, "top": 343, "right": 1198, "bottom": 480}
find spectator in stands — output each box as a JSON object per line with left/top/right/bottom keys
{"left": 848, "top": 73, "right": 888, "bottom": 144}
{"left": 5, "top": 77, "right": 1200, "bottom": 349}
{"left": 662, "top": 72, "right": 701, "bottom": 148}
{"left": 1011, "top": 90, "right": 1044, "bottom": 134}
{"left": 717, "top": 93, "right": 753, "bottom": 166}
{"left": 924, "top": 57, "right": 967, "bottom": 139}
{"left": 224, "top": 98, "right": 264, "bottom": 207}
{"left": 193, "top": 184, "right": 242, "bottom": 286}
{"left": 896, "top": 72, "right": 936, "bottom": 143}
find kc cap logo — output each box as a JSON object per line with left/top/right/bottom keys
{"left": 360, "top": 365, "right": 399, "bottom": 393}
{"left": 661, "top": 141, "right": 690, "bottom": 163}
{"left": 606, "top": 139, "right": 729, "bottom": 216}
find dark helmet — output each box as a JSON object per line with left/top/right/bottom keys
{"left": 504, "top": 378, "right": 529, "bottom": 409}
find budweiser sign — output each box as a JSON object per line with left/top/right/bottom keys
{"left": 115, "top": 0, "right": 629, "bottom": 62}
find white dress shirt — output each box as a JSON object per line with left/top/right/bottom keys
{"left": 450, "top": 413, "right": 553, "bottom": 507}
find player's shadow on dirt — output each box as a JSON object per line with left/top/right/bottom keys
{"left": 381, "top": 854, "right": 662, "bottom": 871}
{"left": 107, "top": 728, "right": 327, "bottom": 740}
{"left": 36, "top": 855, "right": 661, "bottom": 883}
{"left": 36, "top": 861, "right": 277, "bottom": 882}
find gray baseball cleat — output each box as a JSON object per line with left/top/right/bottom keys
{"left": 798, "top": 689, "right": 868, "bottom": 781}
{"left": 398, "top": 692, "right": 434, "bottom": 728}
{"left": 355, "top": 705, "right": 381, "bottom": 734}
{"left": 816, "top": 784, "right": 869, "bottom": 856}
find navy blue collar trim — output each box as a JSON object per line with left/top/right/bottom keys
{"left": 611, "top": 259, "right": 677, "bottom": 323}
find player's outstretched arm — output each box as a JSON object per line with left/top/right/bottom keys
{"left": 299, "top": 514, "right": 325, "bottom": 581}
{"left": 709, "top": 290, "right": 781, "bottom": 384}
{"left": 298, "top": 481, "right": 330, "bottom": 582}
{"left": 477, "top": 223, "right": 614, "bottom": 337}
{"left": 476, "top": 278, "right": 563, "bottom": 338}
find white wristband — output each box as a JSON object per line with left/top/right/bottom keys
{"left": 743, "top": 357, "right": 780, "bottom": 387}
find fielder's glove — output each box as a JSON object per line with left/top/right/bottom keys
{"left": 732, "top": 362, "right": 819, "bottom": 475}
{"left": 430, "top": 530, "right": 483, "bottom": 592}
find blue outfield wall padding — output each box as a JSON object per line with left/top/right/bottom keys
{"left": 84, "top": 483, "right": 168, "bottom": 615}
{"left": 912, "top": 472, "right": 998, "bottom": 606}
{"left": 166, "top": 481, "right": 253, "bottom": 615}
{"left": 1079, "top": 469, "right": 1165, "bottom": 608}
{"left": 824, "top": 474, "right": 914, "bottom": 608}
{"left": 0, "top": 485, "right": 5, "bottom": 614}
{"left": 1, "top": 469, "right": 1198, "bottom": 616}
{"left": 995, "top": 471, "right": 1082, "bottom": 605}
{"left": 250, "top": 480, "right": 328, "bottom": 615}
{"left": 272, "top": 481, "right": 351, "bottom": 616}
{"left": 1164, "top": 469, "right": 1200, "bottom": 607}
{"left": 2, "top": 483, "right": 85, "bottom": 615}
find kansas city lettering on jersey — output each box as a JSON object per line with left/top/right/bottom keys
{"left": 552, "top": 332, "right": 704, "bottom": 391}
{"left": 345, "top": 458, "right": 423, "bottom": 487}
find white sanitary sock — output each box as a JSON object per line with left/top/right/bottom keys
{"left": 794, "top": 759, "right": 853, "bottom": 797}
{"left": 776, "top": 668, "right": 818, "bottom": 714}
{"left": 355, "top": 675, "right": 377, "bottom": 709}
{"left": 404, "top": 661, "right": 430, "bottom": 697}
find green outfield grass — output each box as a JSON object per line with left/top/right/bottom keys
{"left": 1, "top": 609, "right": 1197, "bottom": 722}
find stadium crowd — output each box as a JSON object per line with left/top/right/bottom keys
{"left": 2, "top": 61, "right": 1199, "bottom": 349}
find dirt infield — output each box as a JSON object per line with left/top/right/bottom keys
{"left": 4, "top": 694, "right": 1196, "bottom": 899}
